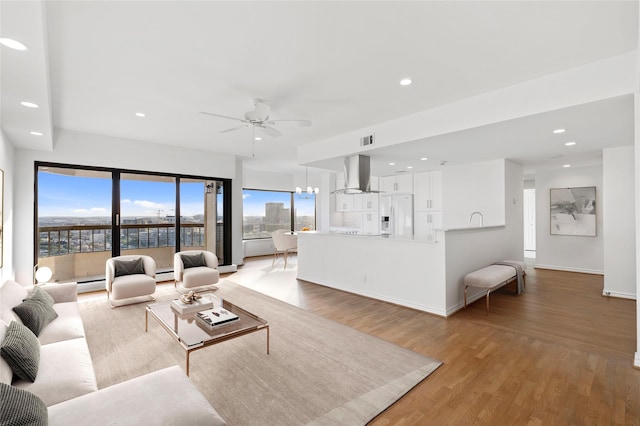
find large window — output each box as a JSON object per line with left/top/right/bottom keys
{"left": 35, "top": 163, "right": 231, "bottom": 284}
{"left": 242, "top": 189, "right": 315, "bottom": 239}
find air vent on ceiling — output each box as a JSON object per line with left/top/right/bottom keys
{"left": 360, "top": 134, "right": 375, "bottom": 146}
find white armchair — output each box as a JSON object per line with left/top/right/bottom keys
{"left": 271, "top": 230, "right": 297, "bottom": 269}
{"left": 105, "top": 255, "right": 156, "bottom": 308}
{"left": 174, "top": 250, "right": 220, "bottom": 294}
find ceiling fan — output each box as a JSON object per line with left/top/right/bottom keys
{"left": 200, "top": 99, "right": 311, "bottom": 137}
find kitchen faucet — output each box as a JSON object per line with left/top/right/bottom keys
{"left": 469, "top": 211, "right": 483, "bottom": 227}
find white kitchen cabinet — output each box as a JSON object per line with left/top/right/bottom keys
{"left": 414, "top": 211, "right": 443, "bottom": 238}
{"left": 360, "top": 193, "right": 379, "bottom": 212}
{"left": 380, "top": 174, "right": 413, "bottom": 194}
{"left": 413, "top": 171, "right": 442, "bottom": 212}
{"left": 335, "top": 193, "right": 354, "bottom": 212}
{"left": 361, "top": 212, "right": 380, "bottom": 235}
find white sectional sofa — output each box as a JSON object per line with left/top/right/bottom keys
{"left": 0, "top": 279, "right": 226, "bottom": 425}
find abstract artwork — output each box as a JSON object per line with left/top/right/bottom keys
{"left": 550, "top": 186, "right": 596, "bottom": 236}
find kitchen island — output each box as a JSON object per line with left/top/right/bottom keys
{"left": 297, "top": 227, "right": 522, "bottom": 317}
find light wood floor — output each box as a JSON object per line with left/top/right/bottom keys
{"left": 228, "top": 256, "right": 640, "bottom": 426}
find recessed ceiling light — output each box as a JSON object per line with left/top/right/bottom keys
{"left": 407, "top": 166, "right": 413, "bottom": 169}
{"left": 553, "top": 128, "right": 566, "bottom": 134}
{"left": 388, "top": 162, "right": 395, "bottom": 166}
{"left": 135, "top": 112, "right": 146, "bottom": 117}
{"left": 30, "top": 131, "right": 43, "bottom": 136}
{"left": 254, "top": 137, "right": 262, "bottom": 141}
{"left": 420, "top": 157, "right": 428, "bottom": 161}
{"left": 399, "top": 78, "right": 412, "bottom": 86}
{"left": 563, "top": 164, "right": 571, "bottom": 168}
{"left": 0, "top": 37, "right": 28, "bottom": 51}
{"left": 565, "top": 141, "right": 576, "bottom": 146}
{"left": 20, "top": 101, "right": 39, "bottom": 108}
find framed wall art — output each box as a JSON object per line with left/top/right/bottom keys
{"left": 550, "top": 186, "right": 596, "bottom": 236}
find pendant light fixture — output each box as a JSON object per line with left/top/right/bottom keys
{"left": 296, "top": 167, "right": 319, "bottom": 198}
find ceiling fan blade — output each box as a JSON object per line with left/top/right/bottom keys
{"left": 258, "top": 125, "right": 283, "bottom": 138}
{"left": 200, "top": 111, "right": 244, "bottom": 122}
{"left": 269, "top": 119, "right": 312, "bottom": 127}
{"left": 220, "top": 125, "right": 249, "bottom": 134}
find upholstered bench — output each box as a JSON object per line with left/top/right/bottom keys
{"left": 463, "top": 260, "right": 526, "bottom": 315}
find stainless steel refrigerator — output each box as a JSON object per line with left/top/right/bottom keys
{"left": 380, "top": 194, "right": 414, "bottom": 237}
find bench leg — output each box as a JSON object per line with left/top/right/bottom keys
{"left": 464, "top": 285, "right": 468, "bottom": 309}
{"left": 485, "top": 290, "right": 490, "bottom": 315}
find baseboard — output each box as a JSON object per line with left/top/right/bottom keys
{"left": 602, "top": 289, "right": 636, "bottom": 300}
{"left": 635, "top": 352, "right": 640, "bottom": 369}
{"left": 534, "top": 264, "right": 604, "bottom": 275}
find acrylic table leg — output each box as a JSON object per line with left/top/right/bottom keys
{"left": 266, "top": 326, "right": 270, "bottom": 354}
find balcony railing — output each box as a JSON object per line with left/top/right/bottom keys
{"left": 38, "top": 223, "right": 208, "bottom": 258}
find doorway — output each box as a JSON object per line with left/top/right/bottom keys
{"left": 523, "top": 188, "right": 536, "bottom": 259}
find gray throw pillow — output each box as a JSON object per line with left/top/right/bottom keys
{"left": 29, "top": 286, "right": 55, "bottom": 307}
{"left": 114, "top": 257, "right": 146, "bottom": 277}
{"left": 0, "top": 382, "right": 48, "bottom": 426}
{"left": 12, "top": 291, "right": 59, "bottom": 337}
{"left": 0, "top": 321, "right": 41, "bottom": 383}
{"left": 182, "top": 253, "right": 206, "bottom": 269}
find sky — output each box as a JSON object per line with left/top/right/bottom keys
{"left": 37, "top": 171, "right": 315, "bottom": 218}
{"left": 37, "top": 172, "right": 211, "bottom": 218}
{"left": 243, "top": 189, "right": 315, "bottom": 217}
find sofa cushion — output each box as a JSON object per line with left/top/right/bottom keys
{"left": 113, "top": 257, "right": 145, "bottom": 277}
{"left": 0, "top": 321, "right": 41, "bottom": 382}
{"left": 14, "top": 337, "right": 97, "bottom": 406}
{"left": 182, "top": 252, "right": 207, "bottom": 269}
{"left": 13, "top": 289, "right": 59, "bottom": 336}
{"left": 0, "top": 280, "right": 29, "bottom": 325}
{"left": 0, "top": 320, "right": 13, "bottom": 385}
{"left": 0, "top": 382, "right": 48, "bottom": 426}
{"left": 48, "top": 366, "right": 226, "bottom": 426}
{"left": 37, "top": 302, "right": 85, "bottom": 345}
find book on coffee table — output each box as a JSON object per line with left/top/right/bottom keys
{"left": 170, "top": 296, "right": 214, "bottom": 315}
{"left": 195, "top": 307, "right": 239, "bottom": 329}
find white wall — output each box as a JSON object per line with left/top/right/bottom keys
{"left": 13, "top": 129, "right": 239, "bottom": 284}
{"left": 0, "top": 130, "right": 15, "bottom": 282}
{"left": 444, "top": 160, "right": 523, "bottom": 312}
{"left": 603, "top": 146, "right": 636, "bottom": 299}
{"left": 535, "top": 166, "right": 604, "bottom": 274}
{"left": 443, "top": 159, "right": 506, "bottom": 228}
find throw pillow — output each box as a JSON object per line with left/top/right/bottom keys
{"left": 181, "top": 253, "right": 206, "bottom": 269}
{"left": 0, "top": 321, "right": 41, "bottom": 382}
{"left": 0, "top": 321, "right": 12, "bottom": 385}
{"left": 29, "top": 286, "right": 55, "bottom": 307}
{"left": 114, "top": 257, "right": 146, "bottom": 277}
{"left": 12, "top": 294, "right": 58, "bottom": 337}
{"left": 0, "top": 382, "right": 48, "bottom": 426}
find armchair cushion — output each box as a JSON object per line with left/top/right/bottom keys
{"left": 181, "top": 252, "right": 207, "bottom": 269}
{"left": 113, "top": 257, "right": 146, "bottom": 277}
{"left": 1, "top": 321, "right": 41, "bottom": 382}
{"left": 12, "top": 288, "right": 59, "bottom": 336}
{"left": 0, "top": 383, "right": 48, "bottom": 426}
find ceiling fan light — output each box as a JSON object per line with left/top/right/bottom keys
{"left": 314, "top": 187, "right": 320, "bottom": 194}
{"left": 306, "top": 186, "right": 313, "bottom": 194}
{"left": 295, "top": 187, "right": 302, "bottom": 194}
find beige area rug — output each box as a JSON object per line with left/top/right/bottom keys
{"left": 78, "top": 280, "right": 441, "bottom": 425}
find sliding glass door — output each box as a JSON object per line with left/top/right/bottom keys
{"left": 35, "top": 163, "right": 231, "bottom": 285}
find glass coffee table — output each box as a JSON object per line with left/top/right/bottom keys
{"left": 145, "top": 295, "right": 269, "bottom": 376}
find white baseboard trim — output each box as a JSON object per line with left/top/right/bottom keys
{"left": 534, "top": 264, "right": 604, "bottom": 275}
{"left": 634, "top": 352, "right": 640, "bottom": 369}
{"left": 602, "top": 289, "right": 636, "bottom": 300}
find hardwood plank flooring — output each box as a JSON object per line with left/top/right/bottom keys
{"left": 228, "top": 256, "right": 640, "bottom": 425}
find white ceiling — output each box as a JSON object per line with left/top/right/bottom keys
{"left": 1, "top": 1, "right": 638, "bottom": 177}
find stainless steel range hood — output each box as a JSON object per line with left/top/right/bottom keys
{"left": 333, "top": 154, "right": 379, "bottom": 194}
